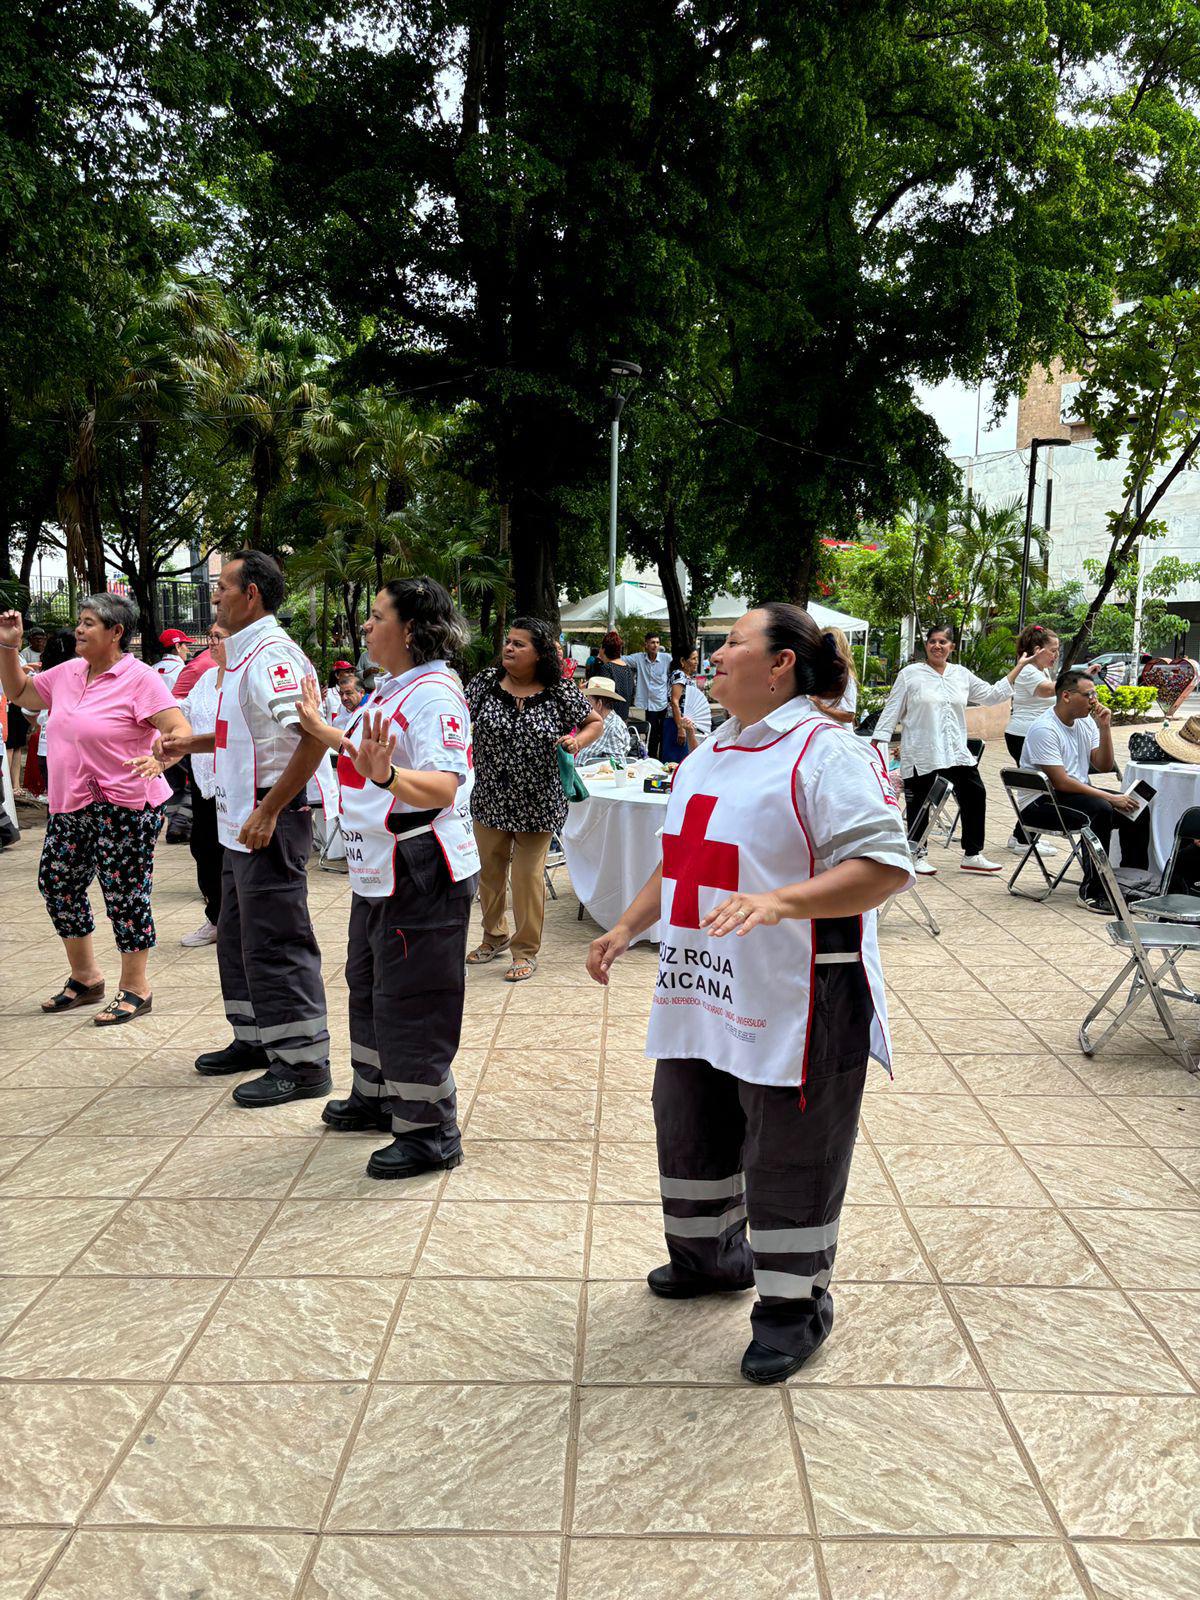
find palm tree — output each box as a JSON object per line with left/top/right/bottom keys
{"left": 948, "top": 495, "right": 1025, "bottom": 643}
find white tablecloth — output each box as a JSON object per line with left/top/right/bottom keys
{"left": 562, "top": 776, "right": 669, "bottom": 946}
{"left": 1126, "top": 760, "right": 1200, "bottom": 875}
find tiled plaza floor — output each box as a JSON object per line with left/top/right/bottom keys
{"left": 1, "top": 736, "right": 1198, "bottom": 1600}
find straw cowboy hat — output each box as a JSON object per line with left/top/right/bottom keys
{"left": 1156, "top": 715, "right": 1200, "bottom": 764}
{"left": 584, "top": 675, "right": 626, "bottom": 703}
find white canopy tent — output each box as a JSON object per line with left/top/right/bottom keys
{"left": 560, "top": 583, "right": 671, "bottom": 629}
{"left": 699, "top": 591, "right": 869, "bottom": 637}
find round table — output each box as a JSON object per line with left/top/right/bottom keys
{"left": 1125, "top": 759, "right": 1200, "bottom": 875}
{"left": 561, "top": 774, "right": 669, "bottom": 946}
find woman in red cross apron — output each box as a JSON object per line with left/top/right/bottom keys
{"left": 297, "top": 577, "right": 480, "bottom": 1181}
{"left": 587, "top": 604, "right": 912, "bottom": 1383}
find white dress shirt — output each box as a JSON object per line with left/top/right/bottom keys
{"left": 873, "top": 662, "right": 1013, "bottom": 778}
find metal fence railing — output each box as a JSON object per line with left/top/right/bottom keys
{"left": 2, "top": 578, "right": 214, "bottom": 651}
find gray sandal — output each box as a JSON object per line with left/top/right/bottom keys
{"left": 466, "top": 942, "right": 510, "bottom": 965}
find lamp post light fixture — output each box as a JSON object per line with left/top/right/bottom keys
{"left": 605, "top": 359, "right": 642, "bottom": 631}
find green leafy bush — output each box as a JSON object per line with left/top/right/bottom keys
{"left": 1094, "top": 683, "right": 1158, "bottom": 718}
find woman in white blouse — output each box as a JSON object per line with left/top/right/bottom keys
{"left": 873, "top": 623, "right": 1033, "bottom": 874}
{"left": 1004, "top": 624, "right": 1060, "bottom": 855}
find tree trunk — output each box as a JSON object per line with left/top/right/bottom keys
{"left": 656, "top": 507, "right": 695, "bottom": 656}
{"left": 788, "top": 525, "right": 821, "bottom": 607}
{"left": 510, "top": 496, "right": 559, "bottom": 629}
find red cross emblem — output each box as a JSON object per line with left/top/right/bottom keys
{"left": 214, "top": 720, "right": 228, "bottom": 750}
{"left": 661, "top": 793, "right": 740, "bottom": 929}
{"left": 270, "top": 661, "right": 298, "bottom": 691}
{"left": 446, "top": 716, "right": 461, "bottom": 733}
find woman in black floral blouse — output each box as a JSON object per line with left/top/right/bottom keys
{"left": 466, "top": 618, "right": 603, "bottom": 980}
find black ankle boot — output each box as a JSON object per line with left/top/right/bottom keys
{"left": 194, "top": 1040, "right": 270, "bottom": 1076}
{"left": 322, "top": 1098, "right": 391, "bottom": 1133}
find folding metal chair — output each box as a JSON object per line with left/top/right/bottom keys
{"left": 1077, "top": 828, "right": 1200, "bottom": 1075}
{"left": 878, "top": 775, "right": 948, "bottom": 938}
{"left": 1134, "top": 805, "right": 1200, "bottom": 927}
{"left": 1000, "top": 768, "right": 1088, "bottom": 901}
{"left": 929, "top": 738, "right": 984, "bottom": 849}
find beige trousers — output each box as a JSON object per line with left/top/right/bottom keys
{"left": 473, "top": 822, "right": 553, "bottom": 961}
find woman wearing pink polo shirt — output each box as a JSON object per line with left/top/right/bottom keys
{"left": 0, "top": 596, "right": 191, "bottom": 1024}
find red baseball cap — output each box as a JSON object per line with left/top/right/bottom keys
{"left": 333, "top": 659, "right": 354, "bottom": 671}
{"left": 159, "top": 628, "right": 195, "bottom": 646}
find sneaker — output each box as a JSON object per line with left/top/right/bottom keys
{"left": 1077, "top": 888, "right": 1114, "bottom": 916}
{"left": 180, "top": 920, "right": 218, "bottom": 947}
{"left": 913, "top": 857, "right": 938, "bottom": 876}
{"left": 1007, "top": 835, "right": 1059, "bottom": 857}
{"left": 960, "top": 853, "right": 1003, "bottom": 873}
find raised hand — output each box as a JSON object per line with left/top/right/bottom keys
{"left": 342, "top": 709, "right": 397, "bottom": 783}
{"left": 297, "top": 675, "right": 329, "bottom": 737}
{"left": 0, "top": 610, "right": 24, "bottom": 650}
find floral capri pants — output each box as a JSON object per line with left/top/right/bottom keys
{"left": 38, "top": 802, "right": 165, "bottom": 952}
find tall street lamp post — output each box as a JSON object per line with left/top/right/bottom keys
{"left": 1018, "top": 436, "right": 1071, "bottom": 632}
{"left": 605, "top": 359, "right": 642, "bottom": 631}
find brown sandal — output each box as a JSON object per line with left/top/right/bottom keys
{"left": 467, "top": 942, "right": 510, "bottom": 965}
{"left": 93, "top": 989, "right": 153, "bottom": 1026}
{"left": 503, "top": 957, "right": 537, "bottom": 983}
{"left": 41, "top": 977, "right": 106, "bottom": 1013}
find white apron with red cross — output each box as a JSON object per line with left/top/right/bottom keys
{"left": 644, "top": 714, "right": 892, "bottom": 1089}
{"left": 212, "top": 627, "right": 334, "bottom": 852}
{"left": 337, "top": 669, "right": 481, "bottom": 897}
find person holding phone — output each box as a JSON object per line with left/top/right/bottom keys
{"left": 1015, "top": 669, "right": 1151, "bottom": 914}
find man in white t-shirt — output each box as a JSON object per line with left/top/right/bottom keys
{"left": 1017, "top": 669, "right": 1150, "bottom": 912}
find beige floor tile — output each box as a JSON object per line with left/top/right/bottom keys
{"left": 194, "top": 1093, "right": 329, "bottom": 1137}
{"left": 1136, "top": 1290, "right": 1200, "bottom": 1385}
{"left": 329, "top": 1384, "right": 571, "bottom": 1531}
{"left": 795, "top": 1388, "right": 1049, "bottom": 1535}
{"left": 802, "top": 1284, "right": 978, "bottom": 1387}
{"left": 67, "top": 1085, "right": 223, "bottom": 1137}
{"left": 479, "top": 1053, "right": 600, "bottom": 1093}
{"left": 947, "top": 1054, "right": 1088, "bottom": 1095}
{"left": 419, "top": 1201, "right": 587, "bottom": 1278}
{"left": 1004, "top": 1392, "right": 1200, "bottom": 1537}
{"left": 0, "top": 1135, "right": 179, "bottom": 1197}
{"left": 821, "top": 1540, "right": 1085, "bottom": 1600}
{"left": 877, "top": 1144, "right": 1047, "bottom": 1207}
{"left": 69, "top": 1198, "right": 274, "bottom": 1276}
{"left": 246, "top": 1199, "right": 431, "bottom": 1276}
{"left": 0, "top": 1135, "right": 40, "bottom": 1178}
{"left": 1, "top": 1382, "right": 150, "bottom": 1522}
{"left": 450, "top": 1139, "right": 594, "bottom": 1201}
{"left": 909, "top": 1206, "right": 1107, "bottom": 1287}
{"left": 592, "top": 1140, "right": 658, "bottom": 1203}
{"left": 1070, "top": 1054, "right": 1200, "bottom": 1096}
{"left": 0, "top": 1196, "right": 122, "bottom": 1273}
{"left": 567, "top": 1537, "right": 820, "bottom": 1599}
{"left": 573, "top": 1386, "right": 805, "bottom": 1534}
{"left": 465, "top": 1088, "right": 598, "bottom": 1141}
{"left": 382, "top": 1279, "right": 580, "bottom": 1382}
{"left": 862, "top": 1094, "right": 1002, "bottom": 1145}
{"left": 951, "top": 1285, "right": 1190, "bottom": 1393}
{"left": 0, "top": 1088, "right": 99, "bottom": 1136}
{"left": 1102, "top": 1094, "right": 1200, "bottom": 1146}
{"left": 2, "top": 1052, "right": 140, "bottom": 1088}
{"left": 938, "top": 1020, "right": 1046, "bottom": 1053}
{"left": 1077, "top": 1543, "right": 1200, "bottom": 1600}
{"left": 493, "top": 1016, "right": 601, "bottom": 1053}
{"left": 1068, "top": 1207, "right": 1200, "bottom": 1289}
{"left": 588, "top": 1202, "right": 665, "bottom": 1280}
{"left": 841, "top": 1143, "right": 897, "bottom": 1205}
{"left": 834, "top": 1205, "right": 930, "bottom": 1283}
{"left": 1, "top": 1529, "right": 68, "bottom": 1600}
{"left": 1018, "top": 1143, "right": 1200, "bottom": 1209}
{"left": 303, "top": 1535, "right": 560, "bottom": 1600}
{"left": 141, "top": 1135, "right": 317, "bottom": 1197}
{"left": 599, "top": 1050, "right": 655, "bottom": 1091}
{"left": 179, "top": 1277, "right": 397, "bottom": 1381}
{"left": 0, "top": 1276, "right": 221, "bottom": 1379}
{"left": 289, "top": 1135, "right": 446, "bottom": 1201}
{"left": 582, "top": 1280, "right": 751, "bottom": 1384}
{"left": 1161, "top": 1146, "right": 1200, "bottom": 1189}
{"left": 978, "top": 1096, "right": 1143, "bottom": 1146}
{"left": 865, "top": 1059, "right": 966, "bottom": 1094}
{"left": 92, "top": 1382, "right": 363, "bottom": 1528}
{"left": 38, "top": 1531, "right": 314, "bottom": 1600}
{"left": 0, "top": 1275, "right": 51, "bottom": 1336}
{"left": 596, "top": 1090, "right": 657, "bottom": 1141}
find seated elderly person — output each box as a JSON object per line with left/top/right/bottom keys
{"left": 1016, "top": 668, "right": 1150, "bottom": 914}
{"left": 0, "top": 596, "right": 191, "bottom": 1023}
{"left": 577, "top": 676, "right": 633, "bottom": 768}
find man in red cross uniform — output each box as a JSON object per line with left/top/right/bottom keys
{"left": 587, "top": 605, "right": 911, "bottom": 1385}
{"left": 161, "top": 551, "right": 334, "bottom": 1108}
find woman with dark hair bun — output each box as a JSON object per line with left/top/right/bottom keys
{"left": 599, "top": 630, "right": 636, "bottom": 721}
{"left": 586, "top": 604, "right": 913, "bottom": 1385}
{"left": 873, "top": 621, "right": 1035, "bottom": 876}
{"left": 296, "top": 576, "right": 482, "bottom": 1180}
{"left": 465, "top": 617, "right": 604, "bottom": 981}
